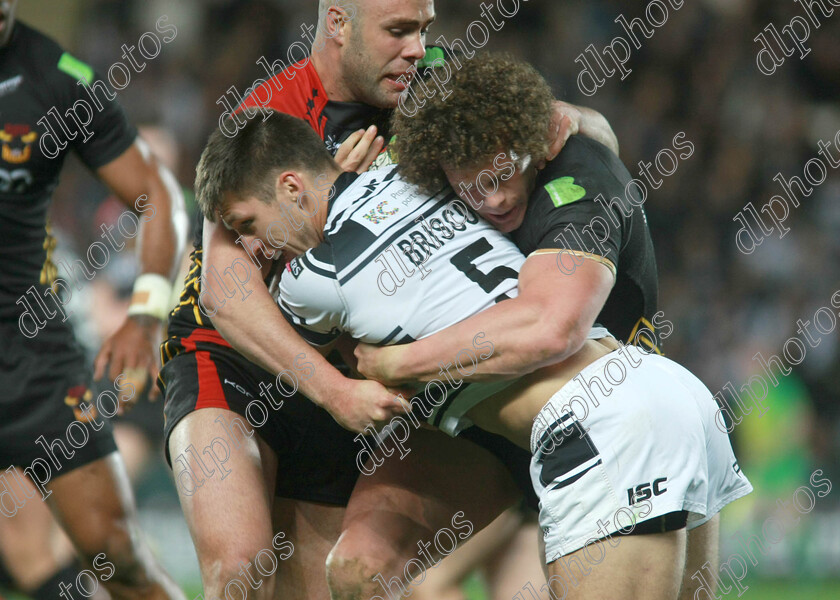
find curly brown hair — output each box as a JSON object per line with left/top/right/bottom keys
{"left": 392, "top": 53, "right": 553, "bottom": 193}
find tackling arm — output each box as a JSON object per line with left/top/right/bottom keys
{"left": 355, "top": 253, "right": 615, "bottom": 385}
{"left": 203, "top": 219, "right": 409, "bottom": 431}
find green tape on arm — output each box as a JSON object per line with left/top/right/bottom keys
{"left": 544, "top": 176, "right": 587, "bottom": 208}
{"left": 57, "top": 52, "right": 94, "bottom": 85}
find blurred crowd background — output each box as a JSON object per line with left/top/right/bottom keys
{"left": 13, "top": 0, "right": 840, "bottom": 595}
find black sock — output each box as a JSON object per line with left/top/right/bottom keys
{"left": 30, "top": 562, "right": 79, "bottom": 600}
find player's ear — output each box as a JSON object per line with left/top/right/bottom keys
{"left": 277, "top": 171, "right": 304, "bottom": 201}
{"left": 326, "top": 3, "right": 353, "bottom": 45}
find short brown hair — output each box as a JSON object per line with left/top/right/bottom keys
{"left": 393, "top": 54, "right": 553, "bottom": 192}
{"left": 195, "top": 111, "right": 336, "bottom": 221}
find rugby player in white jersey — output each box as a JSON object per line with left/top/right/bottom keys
{"left": 346, "top": 54, "right": 747, "bottom": 600}
{"left": 196, "top": 78, "right": 752, "bottom": 600}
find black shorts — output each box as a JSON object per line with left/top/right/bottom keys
{"left": 159, "top": 328, "right": 364, "bottom": 505}
{"left": 0, "top": 321, "right": 117, "bottom": 475}
{"left": 160, "top": 327, "right": 537, "bottom": 508}
{"left": 459, "top": 424, "right": 538, "bottom": 511}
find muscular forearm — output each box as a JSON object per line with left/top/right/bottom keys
{"left": 387, "top": 297, "right": 586, "bottom": 384}
{"left": 203, "top": 220, "right": 348, "bottom": 406}
{"left": 211, "top": 284, "right": 347, "bottom": 406}
{"left": 578, "top": 106, "right": 619, "bottom": 156}
{"left": 138, "top": 165, "right": 186, "bottom": 279}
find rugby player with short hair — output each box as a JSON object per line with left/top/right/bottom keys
{"left": 199, "top": 60, "right": 751, "bottom": 600}
{"left": 0, "top": 2, "right": 187, "bottom": 599}
{"left": 164, "top": 1, "right": 620, "bottom": 597}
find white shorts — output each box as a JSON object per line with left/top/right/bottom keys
{"left": 530, "top": 347, "right": 753, "bottom": 562}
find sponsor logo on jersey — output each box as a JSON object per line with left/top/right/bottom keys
{"left": 324, "top": 134, "right": 341, "bottom": 155}
{"left": 57, "top": 52, "right": 94, "bottom": 85}
{"left": 0, "top": 124, "right": 38, "bottom": 164}
{"left": 64, "top": 385, "right": 97, "bottom": 422}
{"left": 544, "top": 176, "right": 587, "bottom": 208}
{"left": 361, "top": 200, "right": 399, "bottom": 224}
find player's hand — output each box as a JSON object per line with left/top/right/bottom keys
{"left": 539, "top": 101, "right": 581, "bottom": 169}
{"left": 354, "top": 342, "right": 408, "bottom": 386}
{"left": 334, "top": 125, "right": 385, "bottom": 173}
{"left": 93, "top": 314, "right": 162, "bottom": 412}
{"left": 324, "top": 379, "right": 412, "bottom": 433}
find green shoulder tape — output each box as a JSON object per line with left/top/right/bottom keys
{"left": 417, "top": 46, "right": 446, "bottom": 69}
{"left": 544, "top": 176, "right": 587, "bottom": 208}
{"left": 57, "top": 52, "right": 94, "bottom": 85}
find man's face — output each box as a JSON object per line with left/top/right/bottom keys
{"left": 220, "top": 194, "right": 290, "bottom": 260}
{"left": 220, "top": 167, "right": 336, "bottom": 262}
{"left": 340, "top": 0, "right": 434, "bottom": 108}
{"left": 220, "top": 193, "right": 322, "bottom": 262}
{"left": 444, "top": 156, "right": 538, "bottom": 234}
{"left": 0, "top": 1, "right": 19, "bottom": 48}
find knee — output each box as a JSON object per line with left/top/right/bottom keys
{"left": 327, "top": 538, "right": 402, "bottom": 600}
{"left": 72, "top": 512, "right": 135, "bottom": 567}
{"left": 70, "top": 515, "right": 154, "bottom": 589}
{"left": 199, "top": 547, "right": 279, "bottom": 599}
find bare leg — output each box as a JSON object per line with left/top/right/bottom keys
{"left": 327, "top": 428, "right": 522, "bottom": 600}
{"left": 411, "top": 507, "right": 549, "bottom": 600}
{"left": 168, "top": 408, "right": 276, "bottom": 599}
{"left": 546, "top": 530, "right": 686, "bottom": 600}
{"left": 112, "top": 423, "right": 154, "bottom": 483}
{"left": 680, "top": 517, "right": 720, "bottom": 600}
{"left": 272, "top": 498, "right": 346, "bottom": 600}
{"left": 485, "top": 518, "right": 550, "bottom": 600}
{"left": 0, "top": 470, "right": 77, "bottom": 593}
{"left": 412, "top": 508, "right": 523, "bottom": 600}
{"left": 46, "top": 452, "right": 184, "bottom": 600}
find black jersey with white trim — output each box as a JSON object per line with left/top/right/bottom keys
{"left": 0, "top": 22, "right": 136, "bottom": 322}
{"left": 512, "top": 136, "right": 660, "bottom": 350}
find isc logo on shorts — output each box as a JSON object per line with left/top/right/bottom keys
{"left": 288, "top": 258, "right": 302, "bottom": 279}
{"left": 627, "top": 477, "right": 668, "bottom": 505}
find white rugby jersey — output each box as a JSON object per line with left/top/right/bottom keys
{"left": 277, "top": 164, "right": 526, "bottom": 434}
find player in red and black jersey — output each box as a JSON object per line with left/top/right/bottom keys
{"left": 0, "top": 4, "right": 186, "bottom": 600}
{"left": 158, "top": 4, "right": 430, "bottom": 597}
{"left": 159, "top": 2, "right": 620, "bottom": 598}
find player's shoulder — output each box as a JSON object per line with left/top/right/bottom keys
{"left": 279, "top": 244, "right": 340, "bottom": 308}
{"left": 11, "top": 22, "right": 64, "bottom": 72}
{"left": 540, "top": 136, "right": 625, "bottom": 183}
{"left": 325, "top": 164, "right": 402, "bottom": 230}
{"left": 242, "top": 59, "right": 324, "bottom": 119}
{"left": 14, "top": 21, "right": 99, "bottom": 92}
{"left": 531, "top": 136, "right": 631, "bottom": 210}
{"left": 13, "top": 21, "right": 62, "bottom": 54}
{"left": 291, "top": 243, "right": 336, "bottom": 279}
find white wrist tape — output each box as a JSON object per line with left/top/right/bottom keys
{"left": 127, "top": 273, "right": 173, "bottom": 321}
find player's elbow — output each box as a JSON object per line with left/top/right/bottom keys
{"left": 539, "top": 315, "right": 589, "bottom": 364}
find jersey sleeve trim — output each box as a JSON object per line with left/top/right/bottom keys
{"left": 278, "top": 298, "right": 340, "bottom": 347}
{"left": 528, "top": 248, "right": 617, "bottom": 277}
